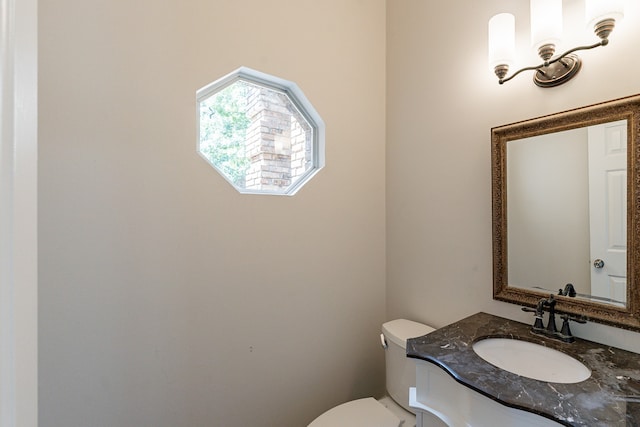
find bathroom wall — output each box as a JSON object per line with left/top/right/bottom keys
{"left": 387, "top": 0, "right": 640, "bottom": 352}
{"left": 37, "top": 0, "right": 640, "bottom": 425}
{"left": 38, "top": 1, "right": 386, "bottom": 426}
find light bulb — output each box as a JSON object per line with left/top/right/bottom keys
{"left": 530, "top": 0, "right": 562, "bottom": 51}
{"left": 488, "top": 13, "right": 515, "bottom": 71}
{"left": 585, "top": 0, "right": 624, "bottom": 29}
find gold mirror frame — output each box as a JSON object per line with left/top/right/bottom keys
{"left": 492, "top": 94, "right": 640, "bottom": 331}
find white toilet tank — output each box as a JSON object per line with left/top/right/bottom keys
{"left": 382, "top": 319, "right": 435, "bottom": 413}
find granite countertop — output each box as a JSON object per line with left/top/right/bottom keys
{"left": 406, "top": 312, "right": 640, "bottom": 427}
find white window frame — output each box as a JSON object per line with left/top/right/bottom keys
{"left": 0, "top": 0, "right": 38, "bottom": 425}
{"left": 196, "top": 67, "right": 325, "bottom": 196}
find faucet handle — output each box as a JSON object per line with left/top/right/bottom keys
{"left": 559, "top": 314, "right": 588, "bottom": 343}
{"left": 522, "top": 306, "right": 544, "bottom": 330}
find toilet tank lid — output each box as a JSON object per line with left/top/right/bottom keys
{"left": 382, "top": 319, "right": 435, "bottom": 349}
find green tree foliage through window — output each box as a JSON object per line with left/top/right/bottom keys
{"left": 199, "top": 81, "right": 251, "bottom": 187}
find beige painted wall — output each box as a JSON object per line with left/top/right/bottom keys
{"left": 38, "top": 0, "right": 386, "bottom": 426}
{"left": 38, "top": 0, "right": 640, "bottom": 425}
{"left": 387, "top": 0, "right": 640, "bottom": 352}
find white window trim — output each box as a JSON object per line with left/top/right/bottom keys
{"left": 196, "top": 66, "right": 325, "bottom": 196}
{"left": 0, "top": 0, "right": 38, "bottom": 425}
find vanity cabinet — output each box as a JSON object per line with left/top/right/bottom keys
{"left": 407, "top": 312, "right": 640, "bottom": 427}
{"left": 410, "top": 361, "right": 562, "bottom": 427}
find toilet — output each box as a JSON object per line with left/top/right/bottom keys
{"left": 309, "top": 319, "right": 435, "bottom": 427}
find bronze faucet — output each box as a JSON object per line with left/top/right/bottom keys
{"left": 522, "top": 294, "right": 587, "bottom": 343}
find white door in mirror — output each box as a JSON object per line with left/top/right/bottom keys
{"left": 588, "top": 120, "right": 627, "bottom": 305}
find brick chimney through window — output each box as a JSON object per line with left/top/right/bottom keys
{"left": 244, "top": 86, "right": 312, "bottom": 191}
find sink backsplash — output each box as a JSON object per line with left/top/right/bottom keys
{"left": 500, "top": 306, "right": 640, "bottom": 355}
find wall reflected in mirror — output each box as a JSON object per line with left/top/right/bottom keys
{"left": 507, "top": 120, "right": 627, "bottom": 307}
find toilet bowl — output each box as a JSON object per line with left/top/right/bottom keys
{"left": 308, "top": 319, "right": 435, "bottom": 427}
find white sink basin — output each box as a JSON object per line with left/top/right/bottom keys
{"left": 472, "top": 338, "right": 591, "bottom": 384}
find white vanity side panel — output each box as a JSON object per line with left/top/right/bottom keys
{"left": 412, "top": 361, "right": 564, "bottom": 427}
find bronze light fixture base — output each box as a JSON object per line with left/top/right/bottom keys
{"left": 533, "top": 53, "right": 582, "bottom": 88}
{"left": 494, "top": 18, "right": 617, "bottom": 87}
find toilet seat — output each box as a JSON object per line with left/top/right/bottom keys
{"left": 308, "top": 397, "right": 401, "bottom": 427}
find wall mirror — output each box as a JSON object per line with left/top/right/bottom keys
{"left": 492, "top": 94, "right": 640, "bottom": 331}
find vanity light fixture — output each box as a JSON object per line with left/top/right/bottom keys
{"left": 488, "top": 0, "right": 624, "bottom": 87}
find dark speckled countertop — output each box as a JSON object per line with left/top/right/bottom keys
{"left": 406, "top": 312, "right": 640, "bottom": 427}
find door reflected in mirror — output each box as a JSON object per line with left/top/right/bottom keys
{"left": 507, "top": 120, "right": 627, "bottom": 307}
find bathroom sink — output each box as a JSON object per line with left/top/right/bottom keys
{"left": 472, "top": 338, "right": 591, "bottom": 383}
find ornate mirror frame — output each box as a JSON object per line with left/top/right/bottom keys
{"left": 492, "top": 94, "right": 640, "bottom": 331}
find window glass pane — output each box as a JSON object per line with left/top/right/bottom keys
{"left": 197, "top": 69, "right": 322, "bottom": 196}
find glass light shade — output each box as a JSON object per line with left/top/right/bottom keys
{"left": 585, "top": 0, "right": 624, "bottom": 28}
{"left": 488, "top": 13, "right": 515, "bottom": 69}
{"left": 530, "top": 0, "right": 562, "bottom": 49}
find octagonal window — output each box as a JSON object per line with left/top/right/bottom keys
{"left": 197, "top": 67, "right": 325, "bottom": 195}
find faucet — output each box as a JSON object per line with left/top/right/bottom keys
{"left": 521, "top": 294, "right": 587, "bottom": 343}
{"left": 558, "top": 283, "right": 577, "bottom": 297}
{"left": 542, "top": 294, "right": 558, "bottom": 335}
